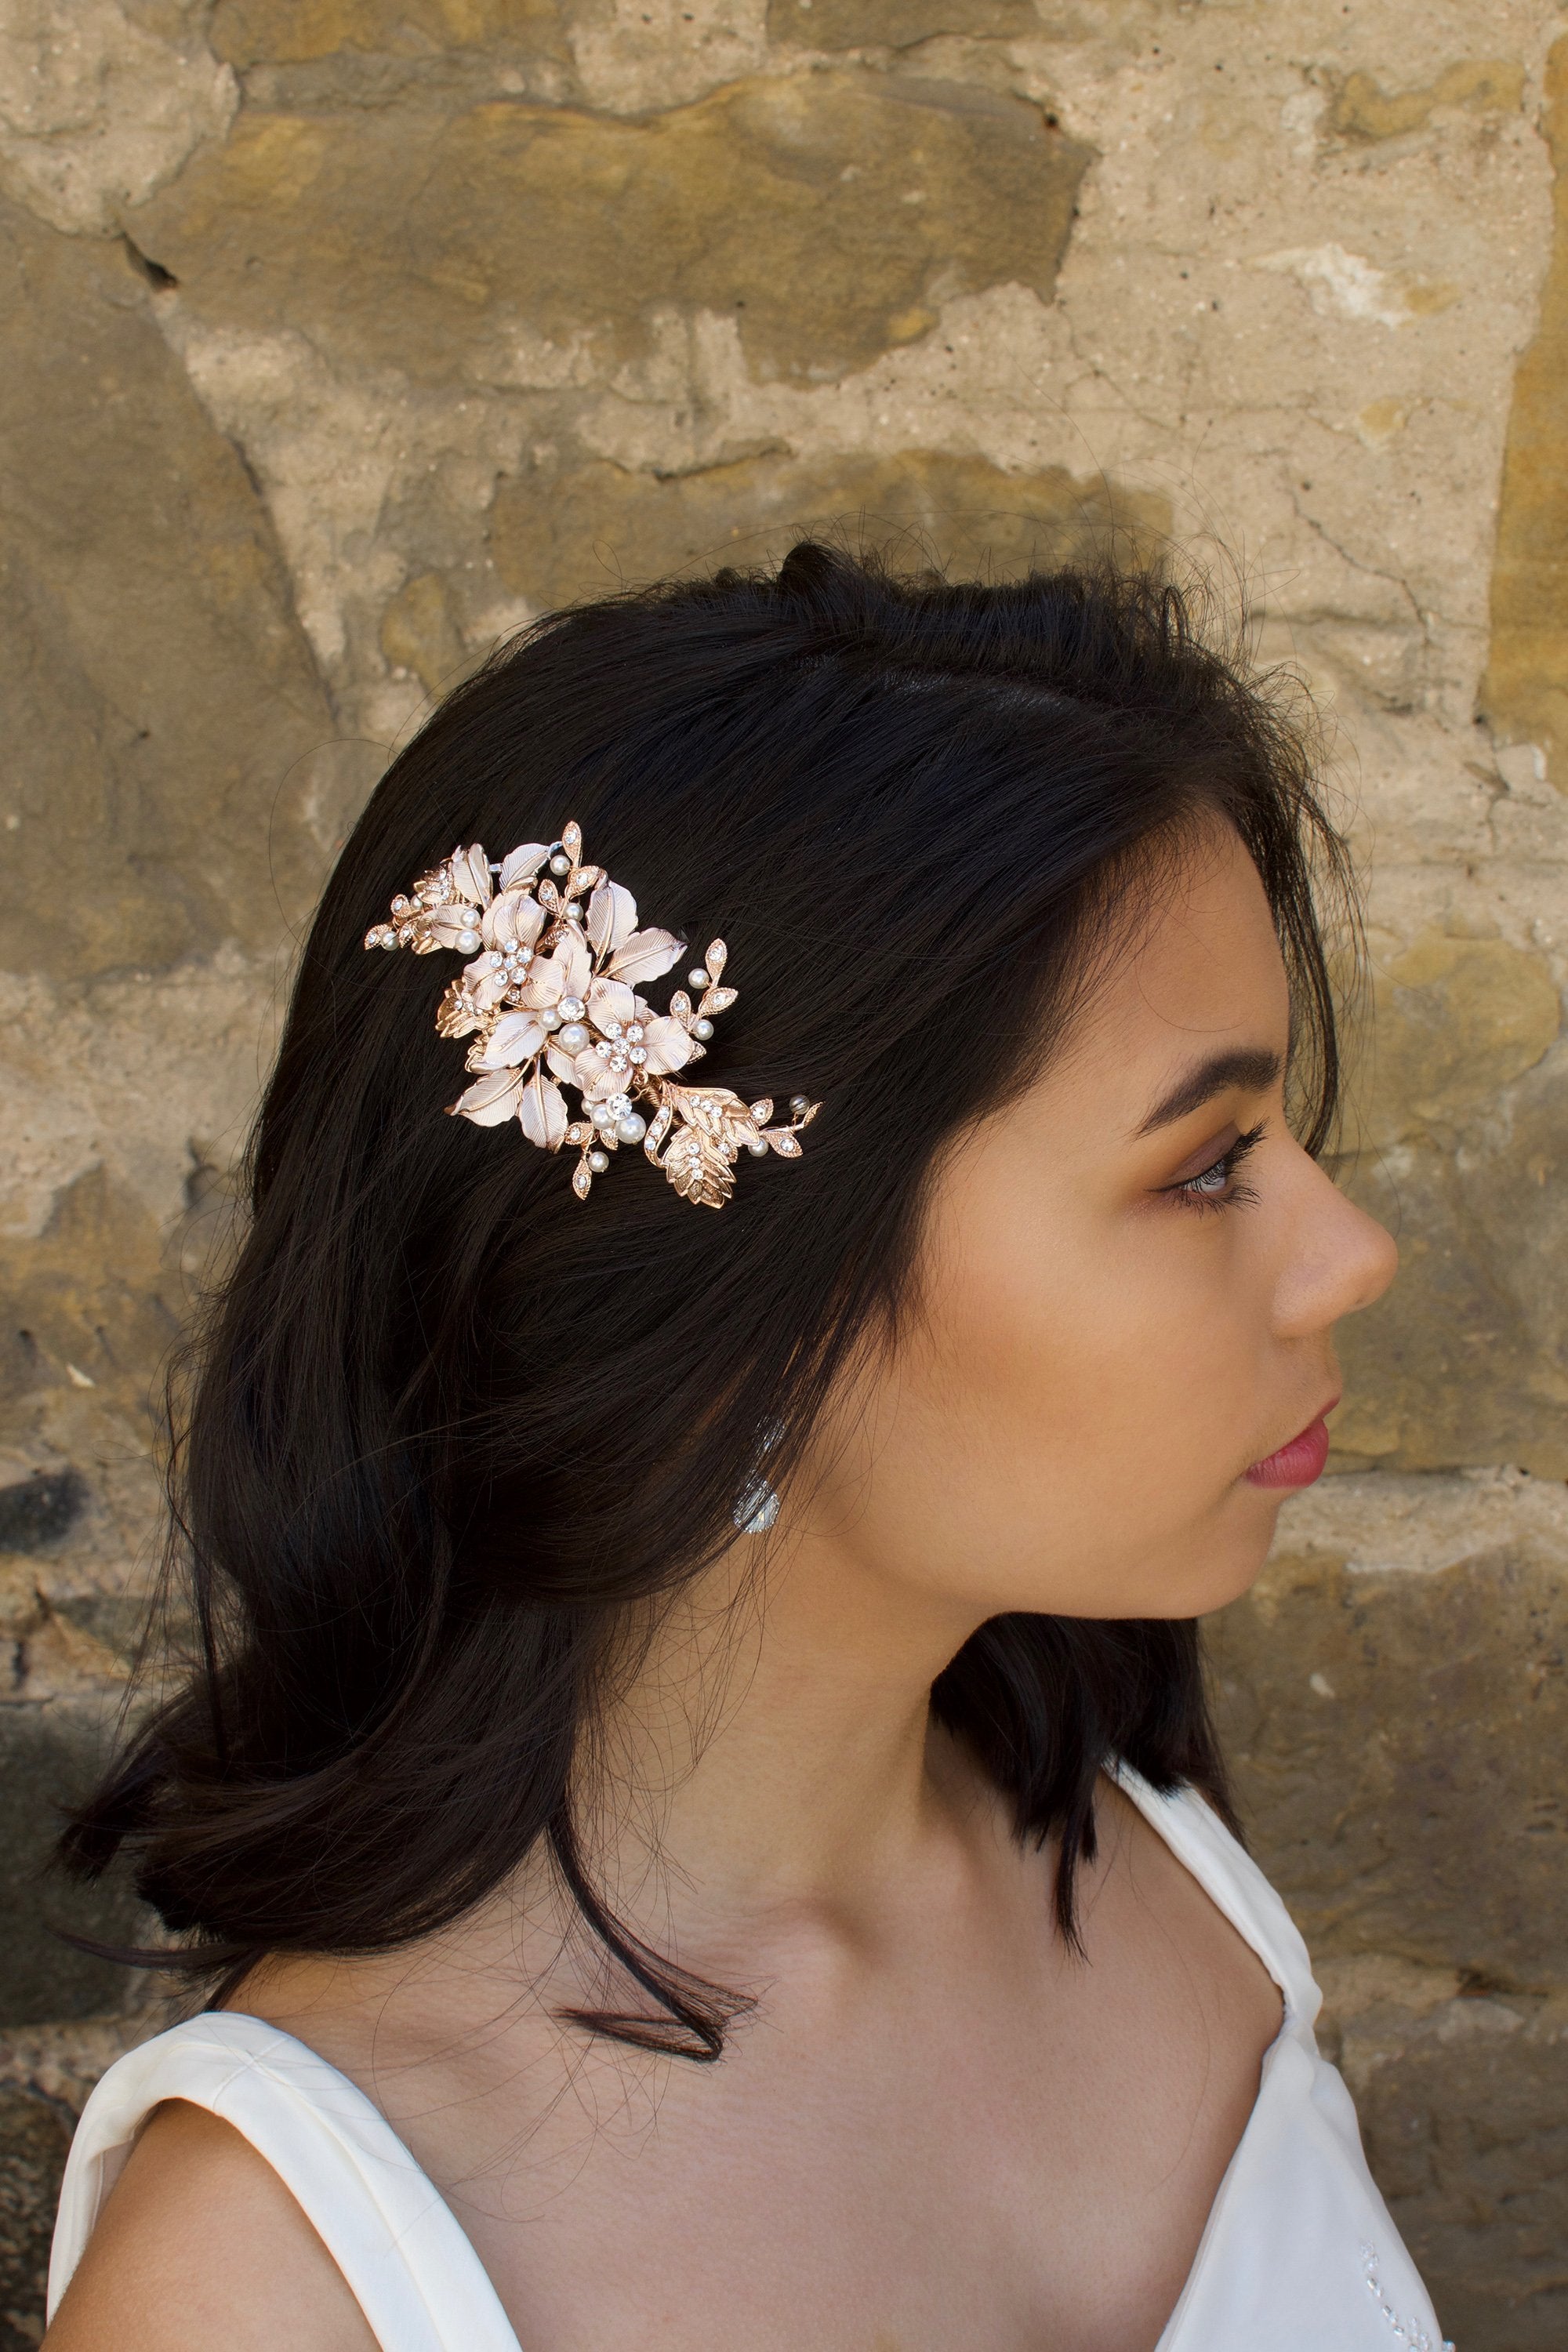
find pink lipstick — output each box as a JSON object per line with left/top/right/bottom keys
{"left": 1245, "top": 1413, "right": 1332, "bottom": 1489}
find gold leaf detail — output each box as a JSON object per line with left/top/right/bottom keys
{"left": 698, "top": 984, "right": 737, "bottom": 1017}
{"left": 435, "top": 979, "right": 484, "bottom": 1039}
{"left": 764, "top": 1129, "right": 802, "bottom": 1156}
{"left": 705, "top": 939, "right": 728, "bottom": 980}
{"left": 572, "top": 1160, "right": 593, "bottom": 1199}
{"left": 662, "top": 1123, "right": 735, "bottom": 1207}
{"left": 749, "top": 1098, "right": 774, "bottom": 1125}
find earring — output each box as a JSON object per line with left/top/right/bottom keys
{"left": 732, "top": 1421, "right": 783, "bottom": 1534}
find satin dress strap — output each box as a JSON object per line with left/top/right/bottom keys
{"left": 47, "top": 2008, "right": 521, "bottom": 2352}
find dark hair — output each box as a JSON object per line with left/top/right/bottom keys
{"left": 64, "top": 542, "right": 1352, "bottom": 2057}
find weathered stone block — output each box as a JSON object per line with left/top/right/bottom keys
{"left": 1331, "top": 1049, "right": 1568, "bottom": 1475}
{"left": 0, "top": 2084, "right": 70, "bottom": 2350}
{"left": 130, "top": 70, "right": 1090, "bottom": 385}
{"left": 0, "top": 1705, "right": 151, "bottom": 2029}
{"left": 1483, "top": 36, "right": 1568, "bottom": 786}
{"left": 1210, "top": 1472, "right": 1568, "bottom": 1987}
{"left": 0, "top": 201, "right": 336, "bottom": 982}
{"left": 1316, "top": 1962, "right": 1568, "bottom": 2352}
{"left": 212, "top": 0, "right": 571, "bottom": 68}
{"left": 492, "top": 448, "right": 1169, "bottom": 610}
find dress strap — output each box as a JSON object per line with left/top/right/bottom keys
{"left": 1109, "top": 1763, "right": 1321, "bottom": 2030}
{"left": 48, "top": 2010, "right": 522, "bottom": 2352}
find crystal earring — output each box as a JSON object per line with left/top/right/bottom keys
{"left": 733, "top": 1421, "right": 783, "bottom": 1534}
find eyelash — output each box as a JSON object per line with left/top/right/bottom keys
{"left": 1165, "top": 1121, "right": 1267, "bottom": 1216}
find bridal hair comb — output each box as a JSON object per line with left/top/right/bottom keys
{"left": 365, "top": 820, "right": 820, "bottom": 1207}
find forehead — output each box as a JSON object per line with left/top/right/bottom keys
{"left": 1048, "top": 824, "right": 1290, "bottom": 1117}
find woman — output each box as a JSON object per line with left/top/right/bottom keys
{"left": 43, "top": 545, "right": 1449, "bottom": 2350}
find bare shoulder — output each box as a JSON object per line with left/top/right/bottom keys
{"left": 45, "top": 2098, "right": 378, "bottom": 2352}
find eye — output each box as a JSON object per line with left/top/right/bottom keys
{"left": 1163, "top": 1121, "right": 1266, "bottom": 1214}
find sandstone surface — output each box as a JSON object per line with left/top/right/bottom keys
{"left": 1, "top": 3, "right": 1565, "bottom": 2343}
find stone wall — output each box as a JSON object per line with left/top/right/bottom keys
{"left": 2, "top": 1, "right": 1564, "bottom": 2343}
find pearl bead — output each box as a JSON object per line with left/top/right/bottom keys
{"left": 456, "top": 931, "right": 481, "bottom": 954}
{"left": 688, "top": 967, "right": 710, "bottom": 988}
{"left": 380, "top": 932, "right": 397, "bottom": 949}
{"left": 747, "top": 1137, "right": 768, "bottom": 1156}
{"left": 539, "top": 1007, "right": 561, "bottom": 1031}
{"left": 590, "top": 1102, "right": 615, "bottom": 1126}
{"left": 587, "top": 1148, "right": 610, "bottom": 1173}
{"left": 557, "top": 1021, "right": 588, "bottom": 1051}
{"left": 559, "top": 996, "right": 585, "bottom": 1019}
{"left": 692, "top": 1017, "right": 714, "bottom": 1040}
{"left": 550, "top": 852, "right": 572, "bottom": 875}
{"left": 616, "top": 1113, "right": 647, "bottom": 1144}
{"left": 790, "top": 1094, "right": 810, "bottom": 1116}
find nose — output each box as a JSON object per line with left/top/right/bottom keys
{"left": 1272, "top": 1147, "right": 1399, "bottom": 1338}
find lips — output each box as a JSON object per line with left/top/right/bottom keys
{"left": 1245, "top": 1403, "right": 1338, "bottom": 1490}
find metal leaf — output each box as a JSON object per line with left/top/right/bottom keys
{"left": 698, "top": 985, "right": 737, "bottom": 1017}
{"left": 704, "top": 938, "right": 727, "bottom": 980}
{"left": 562, "top": 820, "right": 583, "bottom": 862}
{"left": 587, "top": 880, "right": 638, "bottom": 957}
{"left": 450, "top": 844, "right": 494, "bottom": 908}
{"left": 498, "top": 842, "right": 550, "bottom": 891}
{"left": 662, "top": 1124, "right": 734, "bottom": 1207}
{"left": 607, "top": 927, "right": 685, "bottom": 985}
{"left": 449, "top": 1069, "right": 524, "bottom": 1126}
{"left": 520, "top": 1069, "right": 568, "bottom": 1149}
{"left": 764, "top": 1128, "right": 802, "bottom": 1156}
{"left": 572, "top": 1160, "right": 593, "bottom": 1200}
{"left": 749, "top": 1098, "right": 774, "bottom": 1125}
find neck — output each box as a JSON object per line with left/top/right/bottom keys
{"left": 578, "top": 1513, "right": 989, "bottom": 1959}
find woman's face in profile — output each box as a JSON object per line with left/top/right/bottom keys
{"left": 799, "top": 820, "right": 1399, "bottom": 1627}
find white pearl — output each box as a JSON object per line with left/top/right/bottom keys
{"left": 559, "top": 996, "right": 585, "bottom": 1019}
{"left": 590, "top": 1102, "right": 615, "bottom": 1127}
{"left": 587, "top": 1148, "right": 610, "bottom": 1173}
{"left": 688, "top": 967, "right": 710, "bottom": 988}
{"left": 456, "top": 931, "right": 481, "bottom": 953}
{"left": 380, "top": 932, "right": 397, "bottom": 949}
{"left": 557, "top": 1021, "right": 588, "bottom": 1051}
{"left": 747, "top": 1137, "right": 768, "bottom": 1156}
{"left": 616, "top": 1113, "right": 647, "bottom": 1144}
{"left": 539, "top": 1007, "right": 561, "bottom": 1031}
{"left": 692, "top": 1017, "right": 714, "bottom": 1040}
{"left": 550, "top": 852, "right": 572, "bottom": 875}
{"left": 790, "top": 1095, "right": 810, "bottom": 1116}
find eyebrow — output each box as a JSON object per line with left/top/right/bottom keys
{"left": 1134, "top": 1046, "right": 1284, "bottom": 1138}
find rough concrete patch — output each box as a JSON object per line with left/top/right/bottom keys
{"left": 766, "top": 0, "right": 1040, "bottom": 49}
{"left": 0, "top": 0, "right": 236, "bottom": 236}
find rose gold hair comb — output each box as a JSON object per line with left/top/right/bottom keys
{"left": 365, "top": 820, "right": 819, "bottom": 1206}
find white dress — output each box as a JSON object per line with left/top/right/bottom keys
{"left": 47, "top": 1768, "right": 1453, "bottom": 2352}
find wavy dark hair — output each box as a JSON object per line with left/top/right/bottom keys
{"left": 63, "top": 541, "right": 1352, "bottom": 2057}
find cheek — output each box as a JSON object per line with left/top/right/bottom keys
{"left": 875, "top": 1171, "right": 1277, "bottom": 1608}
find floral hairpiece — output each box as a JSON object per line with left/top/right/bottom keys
{"left": 364, "top": 820, "right": 819, "bottom": 1207}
